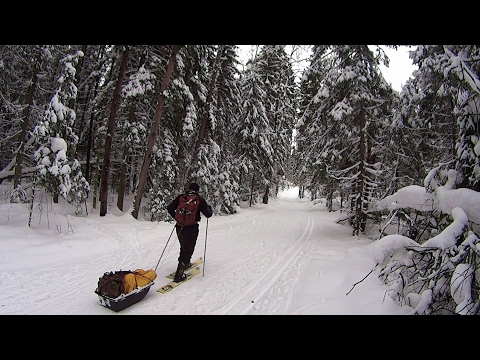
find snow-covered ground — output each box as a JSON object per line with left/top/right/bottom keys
{"left": 0, "top": 186, "right": 410, "bottom": 315}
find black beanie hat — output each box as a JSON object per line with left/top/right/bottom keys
{"left": 188, "top": 182, "right": 200, "bottom": 192}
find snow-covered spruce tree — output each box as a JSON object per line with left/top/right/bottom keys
{"left": 148, "top": 129, "right": 180, "bottom": 222}
{"left": 236, "top": 45, "right": 297, "bottom": 204}
{"left": 214, "top": 159, "right": 241, "bottom": 215}
{"left": 253, "top": 45, "right": 297, "bottom": 202}
{"left": 382, "top": 87, "right": 422, "bottom": 194}
{"left": 374, "top": 45, "right": 480, "bottom": 315}
{"left": 208, "top": 45, "right": 242, "bottom": 214}
{"left": 116, "top": 46, "right": 157, "bottom": 212}
{"left": 237, "top": 53, "right": 273, "bottom": 205}
{"left": 190, "top": 138, "right": 221, "bottom": 204}
{"left": 296, "top": 45, "right": 395, "bottom": 235}
{"left": 392, "top": 46, "right": 458, "bottom": 190}
{"left": 187, "top": 45, "right": 243, "bottom": 214}
{"left": 375, "top": 45, "right": 461, "bottom": 242}
{"left": 294, "top": 46, "right": 336, "bottom": 205}
{"left": 33, "top": 49, "right": 90, "bottom": 215}
{"left": 188, "top": 45, "right": 226, "bottom": 207}
{"left": 441, "top": 46, "right": 480, "bottom": 192}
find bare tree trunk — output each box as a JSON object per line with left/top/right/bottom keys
{"left": 189, "top": 45, "right": 225, "bottom": 180}
{"left": 13, "top": 51, "right": 41, "bottom": 190}
{"left": 92, "top": 130, "right": 104, "bottom": 210}
{"left": 116, "top": 107, "right": 134, "bottom": 211}
{"left": 84, "top": 70, "right": 102, "bottom": 187}
{"left": 263, "top": 185, "right": 269, "bottom": 204}
{"left": 132, "top": 45, "right": 182, "bottom": 220}
{"left": 249, "top": 174, "right": 255, "bottom": 207}
{"left": 85, "top": 109, "right": 95, "bottom": 185}
{"left": 100, "top": 46, "right": 130, "bottom": 217}
{"left": 28, "top": 185, "right": 35, "bottom": 228}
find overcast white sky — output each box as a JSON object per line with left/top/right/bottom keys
{"left": 376, "top": 46, "right": 417, "bottom": 92}
{"left": 237, "top": 45, "right": 418, "bottom": 93}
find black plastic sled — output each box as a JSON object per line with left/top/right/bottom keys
{"left": 95, "top": 282, "right": 154, "bottom": 312}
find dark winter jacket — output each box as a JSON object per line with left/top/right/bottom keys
{"left": 167, "top": 191, "right": 213, "bottom": 224}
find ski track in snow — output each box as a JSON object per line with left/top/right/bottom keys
{"left": 217, "top": 209, "right": 315, "bottom": 314}
{"left": 113, "top": 199, "right": 322, "bottom": 315}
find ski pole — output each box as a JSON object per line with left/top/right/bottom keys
{"left": 154, "top": 224, "right": 176, "bottom": 272}
{"left": 202, "top": 217, "right": 208, "bottom": 277}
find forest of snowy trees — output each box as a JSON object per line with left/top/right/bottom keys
{"left": 0, "top": 45, "right": 297, "bottom": 220}
{"left": 1, "top": 45, "right": 479, "bottom": 314}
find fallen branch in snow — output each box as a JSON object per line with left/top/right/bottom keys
{"left": 346, "top": 268, "right": 375, "bottom": 296}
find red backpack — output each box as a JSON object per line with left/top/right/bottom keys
{"left": 174, "top": 193, "right": 200, "bottom": 226}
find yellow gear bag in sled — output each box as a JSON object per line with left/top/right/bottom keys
{"left": 124, "top": 269, "right": 157, "bottom": 294}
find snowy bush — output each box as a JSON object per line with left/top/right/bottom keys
{"left": 374, "top": 168, "right": 480, "bottom": 315}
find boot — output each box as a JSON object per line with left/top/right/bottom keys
{"left": 173, "top": 261, "right": 187, "bottom": 283}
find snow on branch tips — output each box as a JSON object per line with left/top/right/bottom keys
{"left": 443, "top": 46, "right": 480, "bottom": 95}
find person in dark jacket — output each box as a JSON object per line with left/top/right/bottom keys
{"left": 167, "top": 182, "right": 213, "bottom": 282}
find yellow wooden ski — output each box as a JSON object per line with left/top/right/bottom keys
{"left": 157, "top": 266, "right": 201, "bottom": 294}
{"left": 165, "top": 257, "right": 203, "bottom": 279}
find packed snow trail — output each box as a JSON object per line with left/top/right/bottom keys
{"left": 0, "top": 187, "right": 410, "bottom": 314}
{"left": 213, "top": 208, "right": 315, "bottom": 314}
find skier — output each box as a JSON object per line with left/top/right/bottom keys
{"left": 167, "top": 182, "right": 213, "bottom": 282}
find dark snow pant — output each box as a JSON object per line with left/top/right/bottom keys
{"left": 176, "top": 223, "right": 199, "bottom": 265}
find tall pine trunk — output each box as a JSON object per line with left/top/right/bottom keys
{"left": 99, "top": 46, "right": 130, "bottom": 216}
{"left": 84, "top": 48, "right": 104, "bottom": 188}
{"left": 132, "top": 45, "right": 182, "bottom": 220}
{"left": 116, "top": 107, "right": 134, "bottom": 211}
